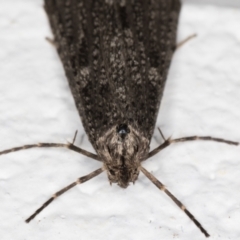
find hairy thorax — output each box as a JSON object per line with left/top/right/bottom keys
{"left": 96, "top": 124, "right": 150, "bottom": 188}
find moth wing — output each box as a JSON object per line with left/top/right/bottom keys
{"left": 44, "top": 0, "right": 180, "bottom": 148}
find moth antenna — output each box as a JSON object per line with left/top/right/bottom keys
{"left": 25, "top": 168, "right": 104, "bottom": 223}
{"left": 140, "top": 166, "right": 210, "bottom": 238}
{"left": 147, "top": 135, "right": 239, "bottom": 159}
{"left": 0, "top": 142, "right": 101, "bottom": 161}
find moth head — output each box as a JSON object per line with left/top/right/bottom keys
{"left": 96, "top": 124, "right": 150, "bottom": 188}
{"left": 106, "top": 156, "right": 140, "bottom": 188}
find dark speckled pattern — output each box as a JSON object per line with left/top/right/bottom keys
{"left": 44, "top": 0, "right": 180, "bottom": 149}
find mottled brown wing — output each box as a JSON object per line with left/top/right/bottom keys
{"left": 44, "top": 0, "right": 180, "bottom": 149}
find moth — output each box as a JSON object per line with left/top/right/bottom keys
{"left": 0, "top": 0, "right": 239, "bottom": 238}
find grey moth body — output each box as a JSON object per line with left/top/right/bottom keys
{"left": 44, "top": 0, "right": 180, "bottom": 187}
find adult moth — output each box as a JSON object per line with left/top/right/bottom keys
{"left": 0, "top": 0, "right": 239, "bottom": 238}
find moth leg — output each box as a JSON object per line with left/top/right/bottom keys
{"left": 169, "top": 136, "right": 239, "bottom": 146}
{"left": 157, "top": 127, "right": 166, "bottom": 142}
{"left": 140, "top": 166, "right": 210, "bottom": 238}
{"left": 45, "top": 37, "right": 57, "bottom": 47}
{"left": 0, "top": 142, "right": 101, "bottom": 161}
{"left": 68, "top": 143, "right": 101, "bottom": 161}
{"left": 25, "top": 168, "right": 104, "bottom": 223}
{"left": 147, "top": 135, "right": 239, "bottom": 159}
{"left": 71, "top": 130, "right": 78, "bottom": 144}
{"left": 175, "top": 34, "right": 197, "bottom": 50}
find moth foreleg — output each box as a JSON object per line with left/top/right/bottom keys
{"left": 147, "top": 133, "right": 239, "bottom": 159}
{"left": 0, "top": 142, "right": 101, "bottom": 161}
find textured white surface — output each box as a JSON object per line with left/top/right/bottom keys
{"left": 0, "top": 1, "right": 240, "bottom": 240}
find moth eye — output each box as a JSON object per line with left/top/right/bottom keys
{"left": 109, "top": 169, "right": 115, "bottom": 176}
{"left": 134, "top": 145, "right": 139, "bottom": 152}
{"left": 116, "top": 124, "right": 130, "bottom": 138}
{"left": 107, "top": 146, "right": 111, "bottom": 154}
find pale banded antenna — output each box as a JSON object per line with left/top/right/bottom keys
{"left": 140, "top": 166, "right": 210, "bottom": 238}
{"left": 25, "top": 168, "right": 104, "bottom": 223}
